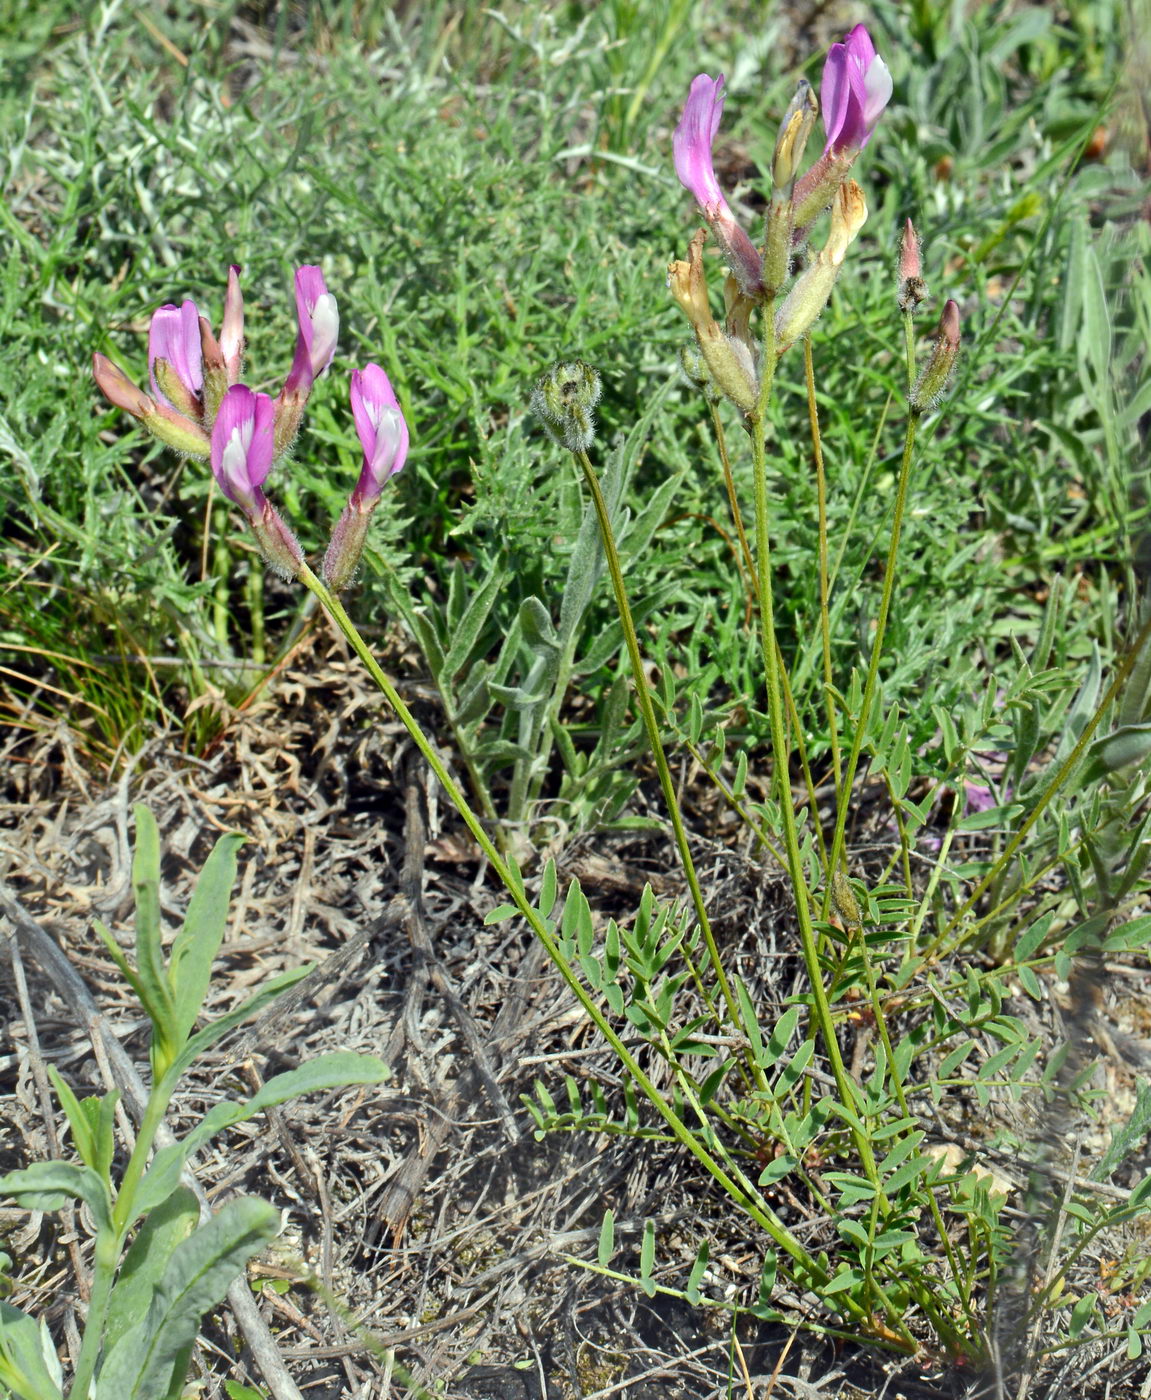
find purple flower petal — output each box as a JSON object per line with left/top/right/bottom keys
{"left": 210, "top": 384, "right": 276, "bottom": 515}
{"left": 673, "top": 74, "right": 726, "bottom": 209}
{"left": 820, "top": 24, "right": 892, "bottom": 155}
{"left": 672, "top": 73, "right": 764, "bottom": 297}
{"left": 148, "top": 300, "right": 204, "bottom": 409}
{"left": 350, "top": 363, "right": 409, "bottom": 502}
{"left": 297, "top": 265, "right": 340, "bottom": 375}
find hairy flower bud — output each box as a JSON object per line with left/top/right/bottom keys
{"left": 530, "top": 361, "right": 603, "bottom": 454}
{"left": 764, "top": 82, "right": 820, "bottom": 294}
{"left": 897, "top": 219, "right": 927, "bottom": 313}
{"left": 92, "top": 352, "right": 211, "bottom": 456}
{"left": 678, "top": 344, "right": 720, "bottom": 401}
{"left": 910, "top": 300, "right": 961, "bottom": 411}
{"left": 200, "top": 265, "right": 245, "bottom": 418}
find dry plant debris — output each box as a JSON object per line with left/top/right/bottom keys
{"left": 1, "top": 637, "right": 1150, "bottom": 1399}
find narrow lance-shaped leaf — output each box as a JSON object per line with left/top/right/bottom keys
{"left": 597, "top": 1210, "right": 615, "bottom": 1266}
{"left": 94, "top": 1196, "right": 281, "bottom": 1400}
{"left": 0, "top": 1301, "right": 64, "bottom": 1400}
{"left": 167, "top": 830, "right": 245, "bottom": 1044}
{"left": 47, "top": 1067, "right": 118, "bottom": 1179}
{"left": 0, "top": 1161, "right": 112, "bottom": 1230}
{"left": 157, "top": 965, "right": 314, "bottom": 1094}
{"left": 102, "top": 1186, "right": 200, "bottom": 1353}
{"left": 180, "top": 1052, "right": 389, "bottom": 1157}
{"left": 131, "top": 806, "right": 177, "bottom": 1039}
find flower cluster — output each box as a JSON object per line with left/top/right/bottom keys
{"left": 668, "top": 26, "right": 899, "bottom": 405}
{"left": 93, "top": 267, "right": 408, "bottom": 588}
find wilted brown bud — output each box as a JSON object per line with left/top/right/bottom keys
{"left": 771, "top": 80, "right": 819, "bottom": 191}
{"left": 775, "top": 181, "right": 868, "bottom": 353}
{"left": 668, "top": 231, "right": 757, "bottom": 412}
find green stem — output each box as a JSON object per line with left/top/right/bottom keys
{"left": 295, "top": 566, "right": 834, "bottom": 1268}
{"left": 68, "top": 1230, "right": 119, "bottom": 1399}
{"left": 778, "top": 628, "right": 828, "bottom": 870}
{"left": 824, "top": 408, "right": 921, "bottom": 915}
{"left": 211, "top": 513, "right": 231, "bottom": 655}
{"left": 710, "top": 401, "right": 757, "bottom": 612}
{"left": 247, "top": 563, "right": 266, "bottom": 667}
{"left": 69, "top": 1087, "right": 173, "bottom": 1399}
{"left": 712, "top": 397, "right": 824, "bottom": 869}
{"left": 805, "top": 333, "right": 841, "bottom": 803}
{"left": 750, "top": 309, "right": 880, "bottom": 1189}
{"left": 572, "top": 451, "right": 751, "bottom": 1053}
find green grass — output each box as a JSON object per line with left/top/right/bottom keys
{"left": 3, "top": 0, "right": 1150, "bottom": 1390}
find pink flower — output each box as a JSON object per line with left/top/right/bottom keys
{"left": 820, "top": 24, "right": 892, "bottom": 155}
{"left": 148, "top": 300, "right": 204, "bottom": 417}
{"left": 198, "top": 264, "right": 245, "bottom": 390}
{"left": 349, "top": 364, "right": 409, "bottom": 505}
{"left": 276, "top": 265, "right": 340, "bottom": 455}
{"left": 211, "top": 384, "right": 303, "bottom": 578}
{"left": 282, "top": 265, "right": 339, "bottom": 398}
{"left": 210, "top": 384, "right": 275, "bottom": 516}
{"left": 95, "top": 268, "right": 245, "bottom": 450}
{"left": 673, "top": 75, "right": 763, "bottom": 297}
{"left": 673, "top": 74, "right": 728, "bottom": 210}
{"left": 323, "top": 364, "right": 409, "bottom": 592}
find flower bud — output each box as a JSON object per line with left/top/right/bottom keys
{"left": 763, "top": 84, "right": 818, "bottom": 295}
{"left": 897, "top": 219, "right": 927, "bottom": 313}
{"left": 92, "top": 352, "right": 211, "bottom": 456}
{"left": 323, "top": 364, "right": 410, "bottom": 592}
{"left": 200, "top": 265, "right": 245, "bottom": 419}
{"left": 678, "top": 344, "right": 720, "bottom": 401}
{"left": 774, "top": 180, "right": 867, "bottom": 352}
{"left": 530, "top": 361, "right": 602, "bottom": 454}
{"left": 910, "top": 300, "right": 960, "bottom": 411}
{"left": 830, "top": 868, "right": 863, "bottom": 932}
{"left": 93, "top": 353, "right": 155, "bottom": 419}
{"left": 771, "top": 80, "right": 819, "bottom": 190}
{"left": 219, "top": 264, "right": 244, "bottom": 381}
